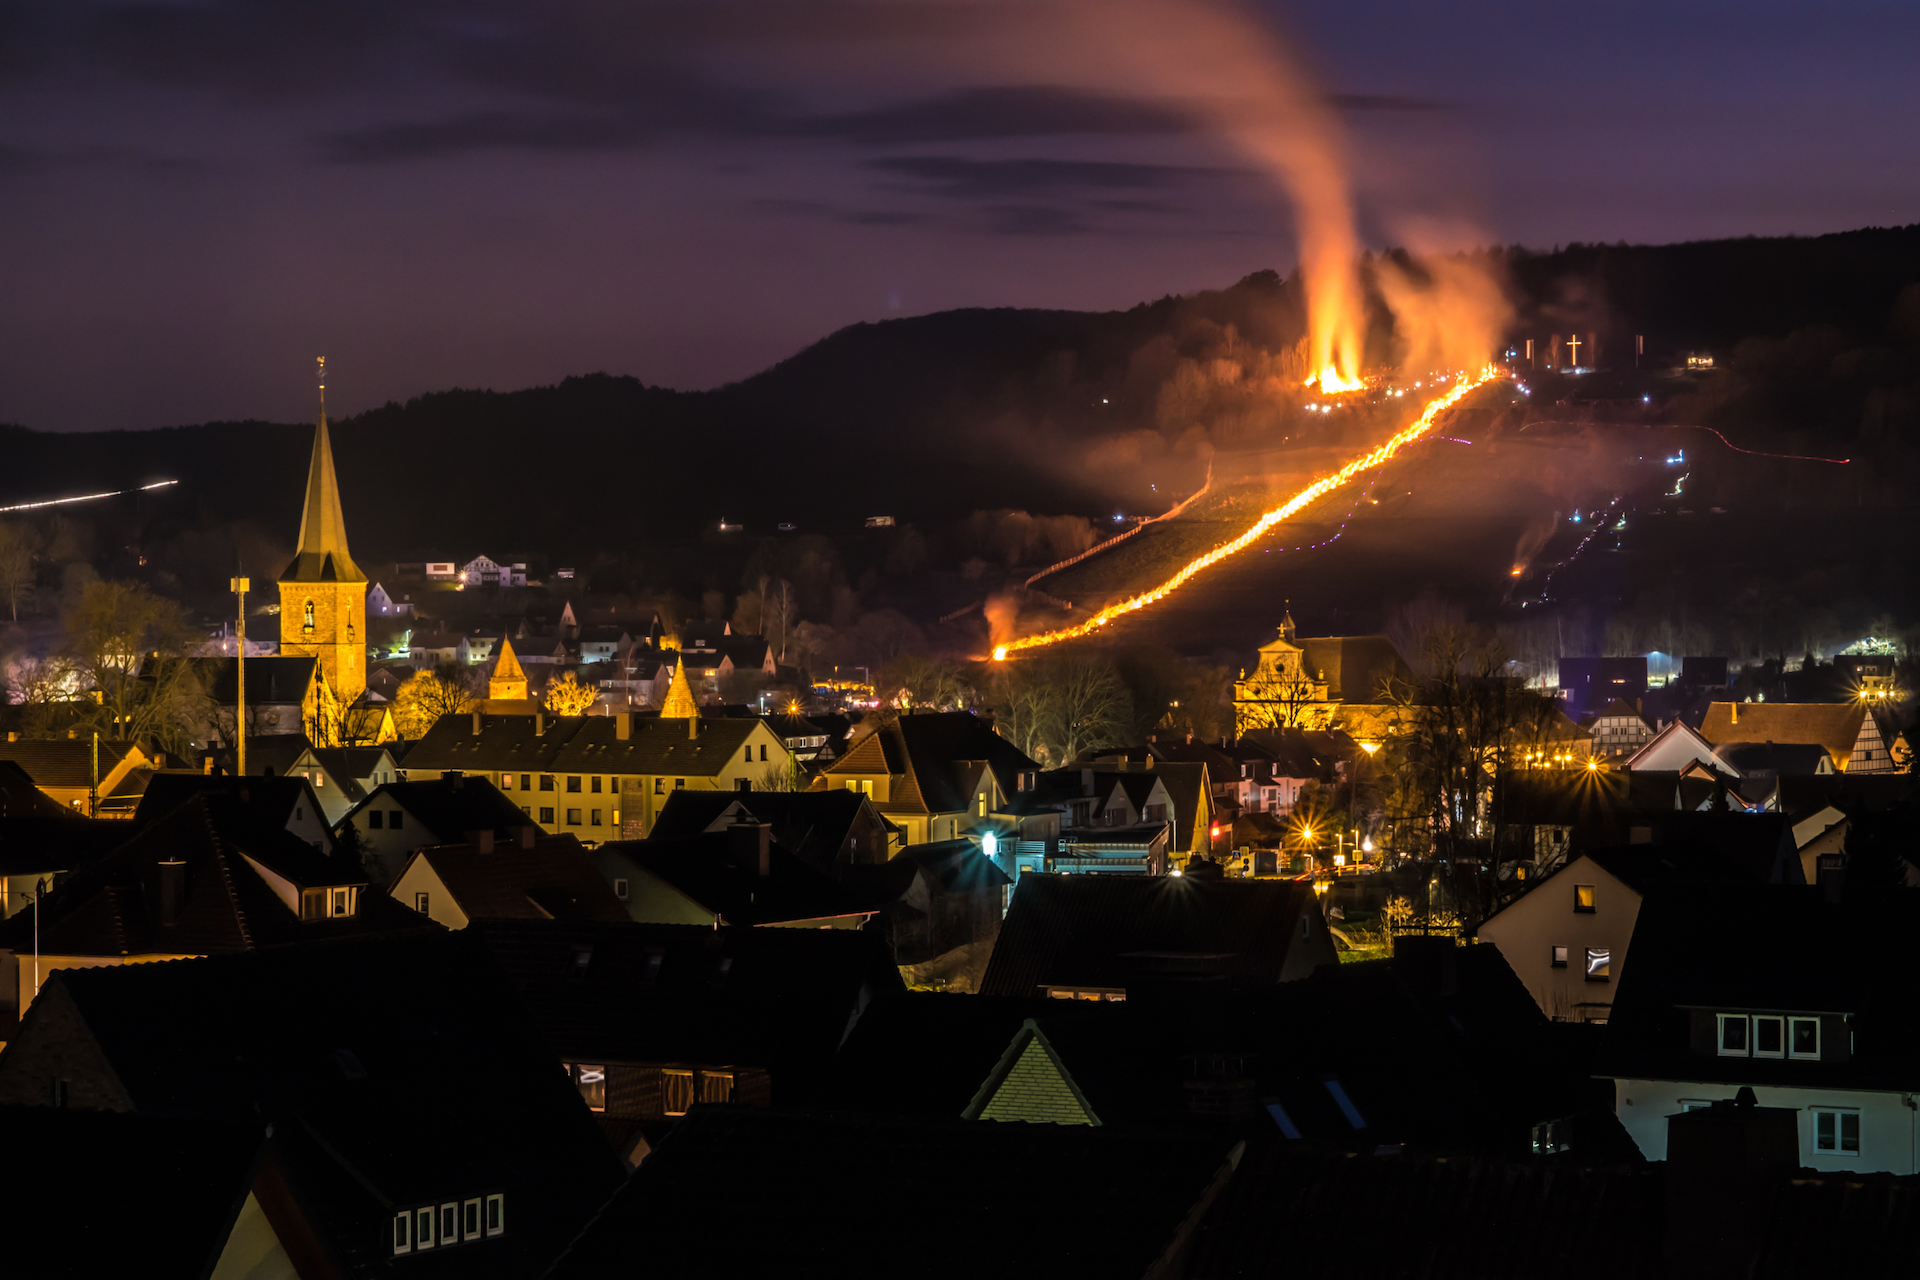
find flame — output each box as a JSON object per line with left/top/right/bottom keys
{"left": 1305, "top": 367, "right": 1365, "bottom": 394}
{"left": 992, "top": 368, "right": 1501, "bottom": 659}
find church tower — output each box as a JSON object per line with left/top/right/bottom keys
{"left": 279, "top": 359, "right": 367, "bottom": 704}
{"left": 490, "top": 637, "right": 529, "bottom": 701}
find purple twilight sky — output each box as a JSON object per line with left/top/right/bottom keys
{"left": 1, "top": 0, "right": 1916, "bottom": 432}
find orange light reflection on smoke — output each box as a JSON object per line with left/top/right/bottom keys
{"left": 992, "top": 367, "right": 1501, "bottom": 661}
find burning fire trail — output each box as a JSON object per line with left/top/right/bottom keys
{"left": 992, "top": 368, "right": 1502, "bottom": 660}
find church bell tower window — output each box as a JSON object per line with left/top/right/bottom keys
{"left": 304, "top": 599, "right": 316, "bottom": 632}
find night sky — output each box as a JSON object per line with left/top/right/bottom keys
{"left": 3, "top": 1, "right": 1915, "bottom": 432}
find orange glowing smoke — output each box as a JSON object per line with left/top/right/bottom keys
{"left": 992, "top": 368, "right": 1502, "bottom": 661}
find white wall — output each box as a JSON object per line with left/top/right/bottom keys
{"left": 1615, "top": 1077, "right": 1918, "bottom": 1174}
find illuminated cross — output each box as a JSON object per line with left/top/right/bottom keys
{"left": 1567, "top": 334, "right": 1582, "bottom": 367}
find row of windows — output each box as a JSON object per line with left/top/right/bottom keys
{"left": 564, "top": 1063, "right": 735, "bottom": 1115}
{"left": 1550, "top": 945, "right": 1610, "bottom": 980}
{"left": 1718, "top": 1013, "right": 1822, "bottom": 1059}
{"left": 299, "top": 887, "right": 357, "bottom": 920}
{"left": 367, "top": 809, "right": 405, "bottom": 830}
{"left": 392, "top": 1193, "right": 504, "bottom": 1255}
{"left": 1680, "top": 1101, "right": 1859, "bottom": 1154}
{"left": 526, "top": 807, "right": 616, "bottom": 827}
{"left": 502, "top": 774, "right": 606, "bottom": 793}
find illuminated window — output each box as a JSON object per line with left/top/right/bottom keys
{"left": 303, "top": 600, "right": 315, "bottom": 631}
{"left": 1813, "top": 1109, "right": 1860, "bottom": 1155}
{"left": 700, "top": 1070, "right": 734, "bottom": 1103}
{"left": 1551, "top": 945, "right": 1568, "bottom": 968}
{"left": 570, "top": 1063, "right": 606, "bottom": 1111}
{"left": 301, "top": 889, "right": 327, "bottom": 921}
{"left": 662, "top": 1069, "right": 695, "bottom": 1116}
{"left": 1573, "top": 884, "right": 1596, "bottom": 913}
{"left": 569, "top": 946, "right": 592, "bottom": 981}
{"left": 1791, "top": 1018, "right": 1821, "bottom": 1059}
{"left": 332, "top": 888, "right": 351, "bottom": 917}
{"left": 1584, "top": 948, "right": 1610, "bottom": 981}
{"left": 502, "top": 773, "right": 514, "bottom": 790}
{"left": 1718, "top": 1013, "right": 1749, "bottom": 1056}
{"left": 1753, "top": 1015, "right": 1784, "bottom": 1058}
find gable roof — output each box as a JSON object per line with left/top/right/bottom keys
{"left": 962, "top": 1018, "right": 1102, "bottom": 1124}
{"left": 979, "top": 873, "right": 1329, "bottom": 996}
{"left": 646, "top": 789, "right": 881, "bottom": 868}
{"left": 0, "top": 759, "right": 79, "bottom": 818}
{"left": 1699, "top": 701, "right": 1867, "bottom": 766}
{"left": 1298, "top": 635, "right": 1416, "bottom": 702}
{"left": 542, "top": 1109, "right": 1240, "bottom": 1280}
{"left": 0, "top": 738, "right": 145, "bottom": 791}
{"left": 0, "top": 1107, "right": 268, "bottom": 1278}
{"left": 360, "top": 776, "right": 533, "bottom": 841}
{"left": 0, "top": 793, "right": 432, "bottom": 959}
{"left": 401, "top": 712, "right": 770, "bottom": 779}
{"left": 133, "top": 773, "right": 324, "bottom": 835}
{"left": 175, "top": 656, "right": 320, "bottom": 706}
{"left": 601, "top": 834, "right": 869, "bottom": 926}
{"left": 1594, "top": 697, "right": 1648, "bottom": 722}
{"left": 19, "top": 932, "right": 623, "bottom": 1273}
{"left": 468, "top": 919, "right": 903, "bottom": 1089}
{"left": 399, "top": 836, "right": 629, "bottom": 923}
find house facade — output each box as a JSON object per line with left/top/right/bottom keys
{"left": 1479, "top": 851, "right": 1646, "bottom": 1023}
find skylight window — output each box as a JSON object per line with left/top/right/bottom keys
{"left": 1322, "top": 1078, "right": 1367, "bottom": 1130}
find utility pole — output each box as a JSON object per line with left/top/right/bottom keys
{"left": 232, "top": 576, "right": 249, "bottom": 777}
{"left": 1635, "top": 334, "right": 1644, "bottom": 369}
{"left": 89, "top": 730, "right": 98, "bottom": 818}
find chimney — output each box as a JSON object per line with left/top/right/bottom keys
{"left": 535, "top": 712, "right": 546, "bottom": 737}
{"left": 467, "top": 830, "right": 495, "bottom": 854}
{"left": 1730, "top": 702, "right": 1738, "bottom": 725}
{"left": 1663, "top": 1089, "right": 1798, "bottom": 1279}
{"left": 688, "top": 716, "right": 699, "bottom": 741}
{"left": 616, "top": 713, "right": 631, "bottom": 741}
{"left": 471, "top": 711, "right": 482, "bottom": 736}
{"left": 519, "top": 825, "right": 537, "bottom": 850}
{"left": 728, "top": 817, "right": 771, "bottom": 877}
{"left": 1080, "top": 768, "right": 1093, "bottom": 797}
{"left": 157, "top": 858, "right": 186, "bottom": 926}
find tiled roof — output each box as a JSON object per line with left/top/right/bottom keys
{"left": 543, "top": 1109, "right": 1240, "bottom": 1280}
{"left": 402, "top": 712, "right": 767, "bottom": 778}
{"left": 362, "top": 777, "right": 533, "bottom": 842}
{"left": 20, "top": 932, "right": 623, "bottom": 1275}
{"left": 468, "top": 919, "right": 903, "bottom": 1083}
{"left": 133, "top": 773, "right": 321, "bottom": 834}
{"left": 403, "top": 835, "right": 628, "bottom": 922}
{"left": 646, "top": 789, "right": 877, "bottom": 867}
{"left": 0, "top": 738, "right": 144, "bottom": 790}
{"left": 1700, "top": 701, "right": 1867, "bottom": 764}
{"left": 602, "top": 834, "right": 867, "bottom": 926}
{"left": 0, "top": 793, "right": 432, "bottom": 959}
{"left": 0, "top": 759, "right": 78, "bottom": 817}
{"left": 979, "top": 873, "right": 1331, "bottom": 996}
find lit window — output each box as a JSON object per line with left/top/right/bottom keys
{"left": 1551, "top": 946, "right": 1568, "bottom": 968}
{"left": 1574, "top": 884, "right": 1595, "bottom": 913}
{"left": 301, "top": 889, "right": 327, "bottom": 921}
{"left": 1718, "top": 1013, "right": 1749, "bottom": 1056}
{"left": 700, "top": 1070, "right": 734, "bottom": 1104}
{"left": 571, "top": 1063, "right": 606, "bottom": 1111}
{"left": 1753, "top": 1015, "right": 1784, "bottom": 1058}
{"left": 1813, "top": 1109, "right": 1860, "bottom": 1155}
{"left": 662, "top": 1068, "right": 696, "bottom": 1116}
{"left": 1790, "top": 1017, "right": 1821, "bottom": 1059}
{"left": 332, "top": 888, "right": 350, "bottom": 917}
{"left": 502, "top": 773, "right": 514, "bottom": 789}
{"left": 1584, "top": 948, "right": 1610, "bottom": 982}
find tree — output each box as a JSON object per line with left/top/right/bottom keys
{"left": 755, "top": 751, "right": 803, "bottom": 793}
{"left": 0, "top": 519, "right": 37, "bottom": 622}
{"left": 392, "top": 664, "right": 478, "bottom": 739}
{"left": 62, "top": 579, "right": 203, "bottom": 757}
{"left": 876, "top": 654, "right": 974, "bottom": 713}
{"left": 989, "top": 654, "right": 1132, "bottom": 766}
{"left": 544, "top": 670, "right": 598, "bottom": 716}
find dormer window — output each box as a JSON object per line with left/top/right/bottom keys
{"left": 301, "top": 886, "right": 358, "bottom": 920}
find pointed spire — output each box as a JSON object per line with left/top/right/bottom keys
{"left": 661, "top": 659, "right": 700, "bottom": 720}
{"left": 281, "top": 357, "right": 366, "bottom": 584}
{"left": 1279, "top": 600, "right": 1297, "bottom": 643}
{"left": 490, "top": 636, "right": 528, "bottom": 701}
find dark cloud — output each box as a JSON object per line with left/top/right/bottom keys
{"left": 804, "top": 85, "right": 1198, "bottom": 145}
{"left": 321, "top": 110, "right": 654, "bottom": 163}
{"left": 980, "top": 204, "right": 1093, "bottom": 237}
{"left": 866, "top": 155, "right": 1240, "bottom": 200}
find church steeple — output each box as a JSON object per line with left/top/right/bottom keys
{"left": 281, "top": 358, "right": 365, "bottom": 585}
{"left": 278, "top": 358, "right": 369, "bottom": 707}
{"left": 661, "top": 659, "right": 699, "bottom": 719}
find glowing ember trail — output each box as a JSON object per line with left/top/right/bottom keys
{"left": 992, "top": 367, "right": 1502, "bottom": 660}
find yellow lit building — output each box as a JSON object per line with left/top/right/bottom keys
{"left": 278, "top": 382, "right": 367, "bottom": 706}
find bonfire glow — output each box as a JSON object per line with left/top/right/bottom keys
{"left": 992, "top": 367, "right": 1502, "bottom": 660}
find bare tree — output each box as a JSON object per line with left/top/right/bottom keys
{"left": 392, "top": 663, "right": 479, "bottom": 739}
{"left": 64, "top": 579, "right": 203, "bottom": 757}
{"left": 0, "top": 520, "right": 36, "bottom": 622}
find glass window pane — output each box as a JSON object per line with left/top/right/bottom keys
{"left": 1585, "top": 948, "right": 1610, "bottom": 979}
{"left": 1755, "top": 1017, "right": 1783, "bottom": 1055}
{"left": 1816, "top": 1111, "right": 1835, "bottom": 1151}
{"left": 1721, "top": 1016, "right": 1747, "bottom": 1053}
{"left": 1792, "top": 1019, "right": 1819, "bottom": 1057}
{"left": 576, "top": 1064, "right": 606, "bottom": 1111}
{"left": 1574, "top": 885, "right": 1595, "bottom": 912}
{"left": 1841, "top": 1113, "right": 1860, "bottom": 1153}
